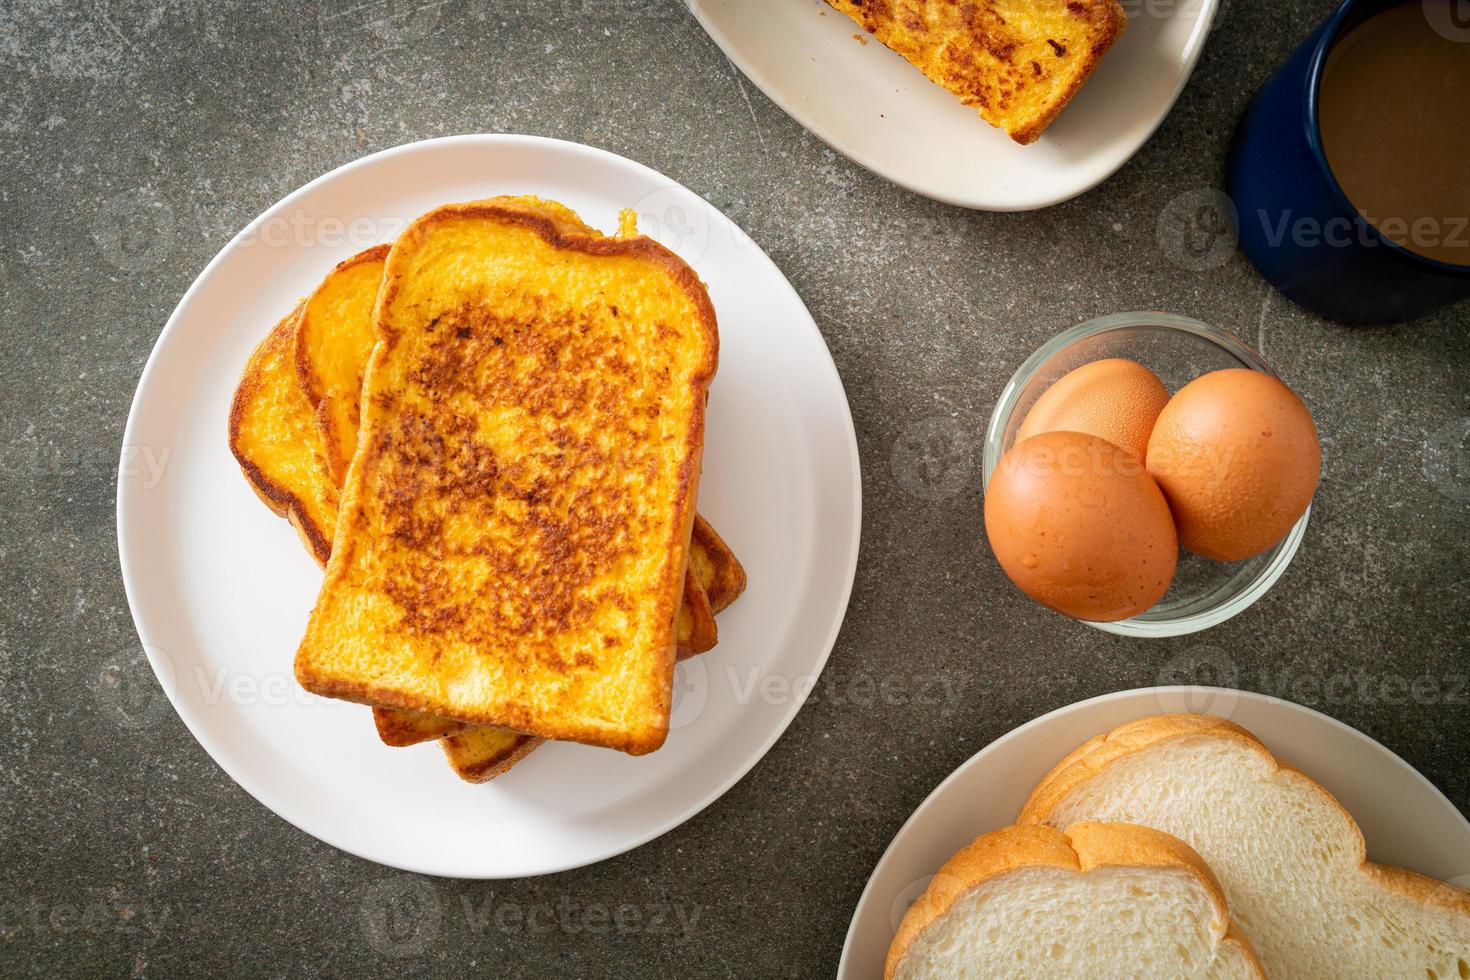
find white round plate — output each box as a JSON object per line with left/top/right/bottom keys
{"left": 839, "top": 686, "right": 1470, "bottom": 977}
{"left": 688, "top": 0, "right": 1219, "bottom": 210}
{"left": 116, "top": 134, "right": 861, "bottom": 878}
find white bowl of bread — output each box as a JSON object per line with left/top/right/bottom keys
{"left": 850, "top": 692, "right": 1470, "bottom": 979}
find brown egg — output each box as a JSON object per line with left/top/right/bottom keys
{"left": 1146, "top": 369, "right": 1320, "bottom": 561}
{"left": 1017, "top": 358, "right": 1170, "bottom": 462}
{"left": 984, "top": 431, "right": 1178, "bottom": 622}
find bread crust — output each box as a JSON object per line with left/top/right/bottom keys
{"left": 692, "top": 513, "right": 747, "bottom": 613}
{"left": 1017, "top": 713, "right": 1470, "bottom": 920}
{"left": 293, "top": 243, "right": 391, "bottom": 404}
{"left": 293, "top": 243, "right": 392, "bottom": 484}
{"left": 885, "top": 821, "right": 1264, "bottom": 980}
{"left": 1017, "top": 713, "right": 1261, "bottom": 825}
{"left": 679, "top": 558, "right": 718, "bottom": 655}
{"left": 372, "top": 707, "right": 466, "bottom": 748}
{"left": 298, "top": 198, "right": 718, "bottom": 755}
{"left": 439, "top": 730, "right": 545, "bottom": 784}
{"left": 227, "top": 303, "right": 336, "bottom": 565}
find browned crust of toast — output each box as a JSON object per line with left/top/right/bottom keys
{"left": 1017, "top": 713, "right": 1470, "bottom": 918}
{"left": 885, "top": 821, "right": 1263, "bottom": 980}
{"left": 298, "top": 200, "right": 719, "bottom": 755}
{"left": 680, "top": 563, "right": 718, "bottom": 656}
{"left": 692, "top": 513, "right": 747, "bottom": 613}
{"left": 294, "top": 243, "right": 391, "bottom": 485}
{"left": 227, "top": 303, "right": 335, "bottom": 565}
{"left": 373, "top": 638, "right": 716, "bottom": 753}
{"left": 440, "top": 731, "right": 546, "bottom": 784}
{"left": 292, "top": 243, "right": 392, "bottom": 404}
{"left": 372, "top": 708, "right": 465, "bottom": 748}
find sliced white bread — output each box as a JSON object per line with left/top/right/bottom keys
{"left": 886, "top": 821, "right": 1263, "bottom": 980}
{"left": 1019, "top": 713, "right": 1470, "bottom": 979}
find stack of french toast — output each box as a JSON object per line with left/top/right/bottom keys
{"left": 228, "top": 195, "right": 744, "bottom": 782}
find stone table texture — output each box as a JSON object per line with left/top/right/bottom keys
{"left": 3, "top": 1, "right": 1468, "bottom": 976}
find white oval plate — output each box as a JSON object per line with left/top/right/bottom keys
{"left": 116, "top": 134, "right": 861, "bottom": 878}
{"left": 689, "top": 0, "right": 1219, "bottom": 210}
{"left": 839, "top": 687, "right": 1470, "bottom": 977}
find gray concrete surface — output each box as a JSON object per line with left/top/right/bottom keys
{"left": 2, "top": 0, "right": 1467, "bottom": 976}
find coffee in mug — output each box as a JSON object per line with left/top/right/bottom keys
{"left": 1318, "top": 3, "right": 1470, "bottom": 267}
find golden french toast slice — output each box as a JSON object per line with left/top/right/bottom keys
{"left": 294, "top": 197, "right": 596, "bottom": 483}
{"left": 379, "top": 521, "right": 747, "bottom": 750}
{"left": 226, "top": 233, "right": 729, "bottom": 763}
{"left": 228, "top": 305, "right": 339, "bottom": 563}
{"left": 289, "top": 235, "right": 730, "bottom": 668}
{"left": 294, "top": 198, "right": 718, "bottom": 754}
{"left": 294, "top": 245, "right": 389, "bottom": 484}
{"left": 826, "top": 0, "right": 1126, "bottom": 144}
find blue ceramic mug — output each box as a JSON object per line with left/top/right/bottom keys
{"left": 1227, "top": 0, "right": 1470, "bottom": 324}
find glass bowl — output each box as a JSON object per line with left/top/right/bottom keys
{"left": 982, "top": 311, "right": 1309, "bottom": 638}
